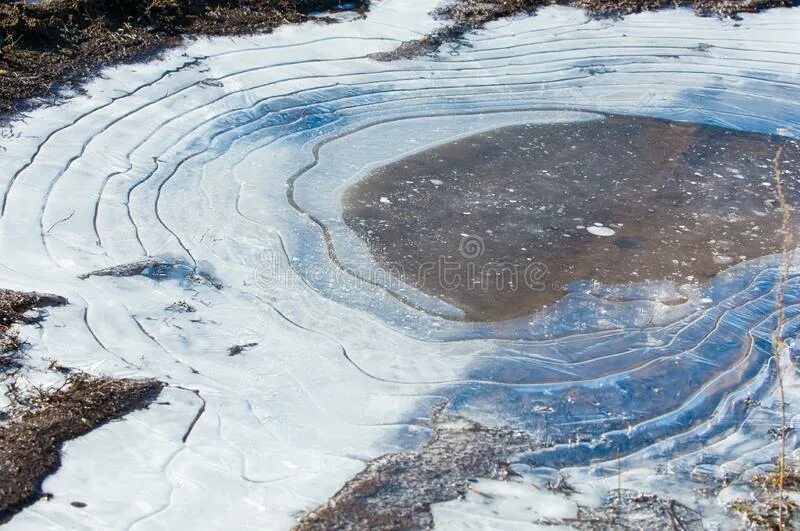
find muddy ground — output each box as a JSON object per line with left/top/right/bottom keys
{"left": 293, "top": 406, "right": 723, "bottom": 530}
{"left": 0, "top": 373, "right": 164, "bottom": 522}
{"left": 295, "top": 409, "right": 538, "bottom": 530}
{"left": 0, "top": 289, "right": 164, "bottom": 522}
{"left": 0, "top": 0, "right": 366, "bottom": 120}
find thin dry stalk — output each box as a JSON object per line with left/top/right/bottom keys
{"left": 772, "top": 145, "right": 794, "bottom": 531}
{"left": 617, "top": 450, "right": 623, "bottom": 512}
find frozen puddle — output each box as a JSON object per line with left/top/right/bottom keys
{"left": 0, "top": 1, "right": 799, "bottom": 528}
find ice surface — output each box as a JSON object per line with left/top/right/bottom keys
{"left": 0, "top": 0, "right": 799, "bottom": 528}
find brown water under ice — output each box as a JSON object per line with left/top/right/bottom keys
{"left": 343, "top": 115, "right": 800, "bottom": 322}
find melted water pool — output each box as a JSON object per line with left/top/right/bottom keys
{"left": 344, "top": 115, "right": 800, "bottom": 321}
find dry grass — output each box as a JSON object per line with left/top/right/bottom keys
{"left": 757, "top": 468, "right": 800, "bottom": 492}
{"left": 729, "top": 478, "right": 800, "bottom": 531}
{"left": 0, "top": 288, "right": 66, "bottom": 370}
{"left": 0, "top": 289, "right": 66, "bottom": 334}
{"left": 0, "top": 287, "right": 164, "bottom": 522}
{"left": 0, "top": 372, "right": 164, "bottom": 521}
{"left": 730, "top": 499, "right": 798, "bottom": 530}
{"left": 372, "top": 0, "right": 798, "bottom": 60}
{"left": 0, "top": 329, "right": 25, "bottom": 366}
{"left": 0, "top": 0, "right": 364, "bottom": 118}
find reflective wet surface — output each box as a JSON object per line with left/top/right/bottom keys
{"left": 344, "top": 115, "right": 800, "bottom": 321}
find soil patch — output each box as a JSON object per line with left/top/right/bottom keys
{"left": 0, "top": 372, "right": 164, "bottom": 521}
{"left": 295, "top": 409, "right": 536, "bottom": 530}
{"left": 0, "top": 0, "right": 366, "bottom": 120}
{"left": 294, "top": 407, "right": 711, "bottom": 530}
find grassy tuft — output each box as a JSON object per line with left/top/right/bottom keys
{"left": 0, "top": 372, "right": 164, "bottom": 520}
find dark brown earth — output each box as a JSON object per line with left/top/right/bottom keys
{"left": 0, "top": 372, "right": 164, "bottom": 521}
{"left": 294, "top": 407, "right": 710, "bottom": 530}
{"left": 343, "top": 115, "right": 800, "bottom": 321}
{"left": 292, "top": 404, "right": 793, "bottom": 529}
{"left": 295, "top": 409, "right": 537, "bottom": 530}
{"left": 0, "top": 0, "right": 365, "bottom": 119}
{"left": 372, "top": 0, "right": 799, "bottom": 61}
{"left": 574, "top": 490, "right": 704, "bottom": 530}
{"left": 1, "top": 289, "right": 164, "bottom": 522}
